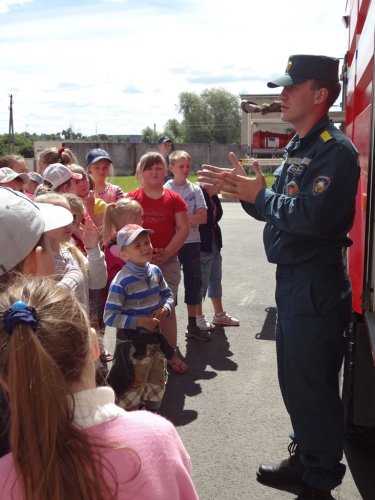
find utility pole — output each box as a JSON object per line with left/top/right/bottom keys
{"left": 8, "top": 94, "right": 14, "bottom": 153}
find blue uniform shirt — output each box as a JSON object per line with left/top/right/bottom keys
{"left": 241, "top": 116, "right": 360, "bottom": 265}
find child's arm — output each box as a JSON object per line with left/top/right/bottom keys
{"left": 188, "top": 184, "right": 208, "bottom": 225}
{"left": 153, "top": 269, "right": 174, "bottom": 323}
{"left": 188, "top": 207, "right": 207, "bottom": 225}
{"left": 103, "top": 278, "right": 138, "bottom": 329}
{"left": 154, "top": 211, "right": 189, "bottom": 264}
{"left": 82, "top": 218, "right": 107, "bottom": 289}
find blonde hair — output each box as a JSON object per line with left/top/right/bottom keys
{"left": 38, "top": 147, "right": 77, "bottom": 174}
{"left": 64, "top": 192, "right": 85, "bottom": 217}
{"left": 0, "top": 277, "right": 116, "bottom": 500}
{"left": 0, "top": 154, "right": 28, "bottom": 172}
{"left": 34, "top": 193, "right": 87, "bottom": 275}
{"left": 103, "top": 198, "right": 142, "bottom": 244}
{"left": 169, "top": 150, "right": 191, "bottom": 165}
{"left": 69, "top": 163, "right": 87, "bottom": 178}
{"left": 136, "top": 152, "right": 166, "bottom": 178}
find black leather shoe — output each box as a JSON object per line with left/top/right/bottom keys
{"left": 257, "top": 442, "right": 305, "bottom": 485}
{"left": 296, "top": 485, "right": 334, "bottom": 499}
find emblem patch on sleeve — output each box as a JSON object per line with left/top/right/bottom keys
{"left": 313, "top": 176, "right": 331, "bottom": 195}
{"left": 285, "top": 180, "right": 299, "bottom": 197}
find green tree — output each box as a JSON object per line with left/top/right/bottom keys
{"left": 178, "top": 88, "right": 240, "bottom": 143}
{"left": 141, "top": 126, "right": 159, "bottom": 143}
{"left": 164, "top": 119, "right": 183, "bottom": 142}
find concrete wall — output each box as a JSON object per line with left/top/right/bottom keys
{"left": 63, "top": 141, "right": 248, "bottom": 175}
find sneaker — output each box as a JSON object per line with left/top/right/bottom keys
{"left": 185, "top": 325, "right": 211, "bottom": 342}
{"left": 296, "top": 486, "right": 334, "bottom": 499}
{"left": 196, "top": 314, "right": 214, "bottom": 331}
{"left": 212, "top": 311, "right": 240, "bottom": 326}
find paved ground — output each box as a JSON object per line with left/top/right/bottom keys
{"left": 104, "top": 202, "right": 375, "bottom": 500}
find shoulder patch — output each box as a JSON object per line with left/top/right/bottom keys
{"left": 285, "top": 180, "right": 299, "bottom": 197}
{"left": 320, "top": 130, "right": 333, "bottom": 143}
{"left": 313, "top": 176, "right": 331, "bottom": 195}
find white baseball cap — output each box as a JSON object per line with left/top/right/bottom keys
{"left": 0, "top": 167, "right": 29, "bottom": 184}
{"left": 0, "top": 187, "right": 73, "bottom": 276}
{"left": 43, "top": 163, "right": 82, "bottom": 190}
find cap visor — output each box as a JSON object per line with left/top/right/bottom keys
{"left": 91, "top": 156, "right": 111, "bottom": 164}
{"left": 267, "top": 74, "right": 294, "bottom": 88}
{"left": 35, "top": 203, "right": 73, "bottom": 231}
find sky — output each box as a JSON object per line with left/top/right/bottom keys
{"left": 0, "top": 0, "right": 349, "bottom": 137}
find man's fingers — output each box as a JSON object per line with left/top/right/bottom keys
{"left": 252, "top": 159, "right": 262, "bottom": 176}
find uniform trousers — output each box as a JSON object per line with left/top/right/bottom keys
{"left": 275, "top": 263, "right": 352, "bottom": 490}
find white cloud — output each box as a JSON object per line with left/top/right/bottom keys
{"left": 0, "top": 0, "right": 348, "bottom": 135}
{"left": 0, "top": 0, "right": 32, "bottom": 14}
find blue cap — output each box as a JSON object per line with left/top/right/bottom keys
{"left": 267, "top": 54, "right": 339, "bottom": 88}
{"left": 86, "top": 148, "right": 112, "bottom": 166}
{"left": 157, "top": 136, "right": 172, "bottom": 145}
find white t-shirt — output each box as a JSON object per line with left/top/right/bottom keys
{"left": 164, "top": 180, "right": 207, "bottom": 244}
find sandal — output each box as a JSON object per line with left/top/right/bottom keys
{"left": 167, "top": 356, "right": 188, "bottom": 374}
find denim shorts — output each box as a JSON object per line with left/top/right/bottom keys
{"left": 200, "top": 243, "right": 222, "bottom": 299}
{"left": 178, "top": 242, "right": 202, "bottom": 305}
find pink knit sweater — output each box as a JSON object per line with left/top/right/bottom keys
{"left": 0, "top": 387, "right": 199, "bottom": 499}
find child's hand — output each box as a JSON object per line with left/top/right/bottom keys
{"left": 82, "top": 218, "right": 100, "bottom": 249}
{"left": 151, "top": 248, "right": 165, "bottom": 265}
{"left": 137, "top": 317, "right": 160, "bottom": 331}
{"left": 153, "top": 307, "right": 169, "bottom": 322}
{"left": 84, "top": 190, "right": 95, "bottom": 220}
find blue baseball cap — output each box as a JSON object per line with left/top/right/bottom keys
{"left": 86, "top": 148, "right": 112, "bottom": 166}
{"left": 117, "top": 224, "right": 154, "bottom": 249}
{"left": 157, "top": 136, "right": 172, "bottom": 145}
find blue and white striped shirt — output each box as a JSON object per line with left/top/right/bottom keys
{"left": 103, "top": 262, "right": 174, "bottom": 330}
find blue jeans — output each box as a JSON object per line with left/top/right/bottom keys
{"left": 200, "top": 243, "right": 222, "bottom": 299}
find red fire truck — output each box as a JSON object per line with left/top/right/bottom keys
{"left": 343, "top": 0, "right": 375, "bottom": 442}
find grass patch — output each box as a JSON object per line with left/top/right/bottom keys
{"left": 109, "top": 172, "right": 275, "bottom": 192}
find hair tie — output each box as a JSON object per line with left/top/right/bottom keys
{"left": 2, "top": 301, "right": 38, "bottom": 335}
{"left": 58, "top": 147, "right": 65, "bottom": 155}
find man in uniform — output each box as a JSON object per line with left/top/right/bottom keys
{"left": 198, "top": 55, "right": 360, "bottom": 500}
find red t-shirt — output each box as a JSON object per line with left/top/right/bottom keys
{"left": 127, "top": 188, "right": 188, "bottom": 249}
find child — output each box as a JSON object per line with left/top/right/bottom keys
{"left": 0, "top": 154, "right": 28, "bottom": 173}
{"left": 0, "top": 187, "right": 73, "bottom": 457}
{"left": 0, "top": 276, "right": 199, "bottom": 499}
{"left": 103, "top": 198, "right": 143, "bottom": 290}
{"left": 128, "top": 152, "right": 189, "bottom": 374}
{"left": 37, "top": 145, "right": 77, "bottom": 174}
{"left": 164, "top": 150, "right": 210, "bottom": 341}
{"left": 103, "top": 224, "right": 175, "bottom": 411}
{"left": 0, "top": 168, "right": 29, "bottom": 192}
{"left": 197, "top": 185, "right": 240, "bottom": 329}
{"left": 34, "top": 192, "right": 107, "bottom": 315}
{"left": 69, "top": 163, "right": 107, "bottom": 229}
{"left": 24, "top": 171, "right": 43, "bottom": 196}
{"left": 86, "top": 148, "right": 125, "bottom": 203}
{"left": 42, "top": 163, "right": 83, "bottom": 193}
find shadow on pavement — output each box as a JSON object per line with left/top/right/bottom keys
{"left": 255, "top": 306, "right": 277, "bottom": 341}
{"left": 344, "top": 439, "right": 375, "bottom": 500}
{"left": 159, "top": 325, "right": 238, "bottom": 426}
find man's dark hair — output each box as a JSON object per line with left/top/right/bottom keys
{"left": 311, "top": 80, "right": 341, "bottom": 109}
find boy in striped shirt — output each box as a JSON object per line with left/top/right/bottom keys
{"left": 104, "top": 224, "right": 174, "bottom": 411}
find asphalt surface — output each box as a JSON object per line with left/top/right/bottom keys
{"left": 104, "top": 202, "right": 375, "bottom": 500}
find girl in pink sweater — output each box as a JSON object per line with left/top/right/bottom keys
{"left": 0, "top": 277, "right": 198, "bottom": 500}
